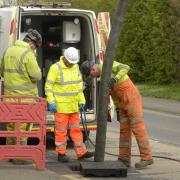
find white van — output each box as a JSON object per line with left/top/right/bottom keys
{"left": 0, "top": 2, "right": 111, "bottom": 142}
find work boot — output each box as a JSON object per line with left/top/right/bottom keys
{"left": 58, "top": 154, "right": 69, "bottom": 163}
{"left": 78, "top": 151, "right": 94, "bottom": 160}
{"left": 118, "top": 158, "right": 130, "bottom": 167}
{"left": 135, "top": 159, "right": 154, "bottom": 169}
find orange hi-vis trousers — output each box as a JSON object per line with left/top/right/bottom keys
{"left": 111, "top": 79, "right": 152, "bottom": 163}
{"left": 55, "top": 112, "right": 87, "bottom": 158}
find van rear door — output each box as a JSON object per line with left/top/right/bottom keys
{"left": 0, "top": 7, "right": 20, "bottom": 61}
{"left": 97, "top": 12, "right": 111, "bottom": 52}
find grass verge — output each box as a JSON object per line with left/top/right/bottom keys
{"left": 136, "top": 83, "right": 180, "bottom": 101}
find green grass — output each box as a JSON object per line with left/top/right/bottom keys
{"left": 136, "top": 83, "right": 180, "bottom": 101}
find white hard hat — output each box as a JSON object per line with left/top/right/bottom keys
{"left": 64, "top": 47, "right": 79, "bottom": 64}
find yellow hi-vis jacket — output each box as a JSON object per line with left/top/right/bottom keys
{"left": 45, "top": 56, "right": 85, "bottom": 113}
{"left": 99, "top": 60, "right": 130, "bottom": 107}
{"left": 0, "top": 40, "right": 41, "bottom": 96}
{"left": 99, "top": 61, "right": 130, "bottom": 84}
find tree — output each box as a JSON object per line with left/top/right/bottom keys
{"left": 116, "top": 0, "right": 180, "bottom": 84}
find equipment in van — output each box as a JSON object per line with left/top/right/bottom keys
{"left": 63, "top": 20, "right": 81, "bottom": 43}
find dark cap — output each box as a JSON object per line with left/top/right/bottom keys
{"left": 25, "top": 29, "right": 42, "bottom": 47}
{"left": 81, "top": 60, "right": 95, "bottom": 76}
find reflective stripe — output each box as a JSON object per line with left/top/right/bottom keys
{"left": 74, "top": 141, "right": 83, "bottom": 146}
{"left": 56, "top": 63, "right": 63, "bottom": 83}
{"left": 130, "top": 117, "right": 144, "bottom": 124}
{"left": 74, "top": 145, "right": 86, "bottom": 152}
{"left": 56, "top": 126, "right": 67, "bottom": 131}
{"left": 68, "top": 123, "right": 79, "bottom": 129}
{"left": 7, "top": 55, "right": 16, "bottom": 61}
{"left": 18, "top": 49, "right": 31, "bottom": 74}
{"left": 119, "top": 141, "right": 131, "bottom": 147}
{"left": 120, "top": 117, "right": 128, "bottom": 123}
{"left": 55, "top": 80, "right": 82, "bottom": 85}
{"left": 45, "top": 89, "right": 53, "bottom": 93}
{"left": 2, "top": 49, "right": 32, "bottom": 79}
{"left": 56, "top": 63, "right": 82, "bottom": 85}
{"left": 55, "top": 142, "right": 67, "bottom": 148}
{"left": 138, "top": 140, "right": 149, "bottom": 148}
{"left": 55, "top": 118, "right": 62, "bottom": 122}
{"left": 54, "top": 90, "right": 82, "bottom": 97}
{"left": 3, "top": 68, "right": 26, "bottom": 74}
{"left": 46, "top": 80, "right": 54, "bottom": 84}
{"left": 5, "top": 84, "right": 36, "bottom": 90}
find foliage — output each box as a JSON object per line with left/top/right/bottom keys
{"left": 116, "top": 0, "right": 180, "bottom": 84}
{"left": 137, "top": 83, "right": 180, "bottom": 100}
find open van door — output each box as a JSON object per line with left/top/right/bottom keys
{"left": 0, "top": 7, "right": 20, "bottom": 61}
{"left": 97, "top": 12, "right": 111, "bottom": 52}
{"left": 0, "top": 6, "right": 19, "bottom": 137}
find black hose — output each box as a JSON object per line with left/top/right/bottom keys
{"left": 80, "top": 110, "right": 99, "bottom": 147}
{"left": 80, "top": 110, "right": 90, "bottom": 147}
{"left": 93, "top": 140, "right": 180, "bottom": 162}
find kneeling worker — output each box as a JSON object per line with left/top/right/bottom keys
{"left": 81, "top": 60, "right": 153, "bottom": 169}
{"left": 45, "top": 47, "right": 94, "bottom": 162}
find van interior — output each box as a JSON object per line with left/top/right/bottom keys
{"left": 20, "top": 14, "right": 96, "bottom": 111}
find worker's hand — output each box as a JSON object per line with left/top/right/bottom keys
{"left": 79, "top": 104, "right": 86, "bottom": 111}
{"left": 109, "top": 77, "right": 118, "bottom": 89}
{"left": 48, "top": 102, "right": 57, "bottom": 113}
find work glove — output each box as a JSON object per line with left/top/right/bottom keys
{"left": 79, "top": 104, "right": 86, "bottom": 111}
{"left": 48, "top": 102, "right": 57, "bottom": 113}
{"left": 109, "top": 77, "right": 118, "bottom": 90}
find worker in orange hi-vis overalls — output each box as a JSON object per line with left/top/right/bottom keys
{"left": 81, "top": 60, "right": 154, "bottom": 169}
{"left": 45, "top": 47, "right": 94, "bottom": 163}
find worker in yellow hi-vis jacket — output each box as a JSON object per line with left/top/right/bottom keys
{"left": 45, "top": 47, "right": 94, "bottom": 163}
{"left": 0, "top": 29, "right": 42, "bottom": 164}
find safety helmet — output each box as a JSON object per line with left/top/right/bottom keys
{"left": 25, "top": 29, "right": 42, "bottom": 47}
{"left": 64, "top": 47, "right": 79, "bottom": 64}
{"left": 80, "top": 60, "right": 95, "bottom": 75}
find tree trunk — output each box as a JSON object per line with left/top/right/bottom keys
{"left": 94, "top": 0, "right": 129, "bottom": 162}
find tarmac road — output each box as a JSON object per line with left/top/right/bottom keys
{"left": 144, "top": 109, "right": 180, "bottom": 146}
